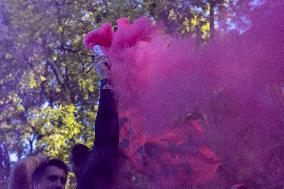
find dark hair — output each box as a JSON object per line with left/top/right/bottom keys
{"left": 32, "top": 159, "right": 68, "bottom": 183}
{"left": 70, "top": 144, "right": 90, "bottom": 165}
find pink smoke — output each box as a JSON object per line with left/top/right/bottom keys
{"left": 84, "top": 0, "right": 284, "bottom": 188}
{"left": 84, "top": 23, "right": 113, "bottom": 49}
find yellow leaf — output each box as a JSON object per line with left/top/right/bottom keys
{"left": 40, "top": 75, "right": 46, "bottom": 81}
{"left": 17, "top": 104, "right": 25, "bottom": 111}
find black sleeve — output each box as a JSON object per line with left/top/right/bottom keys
{"left": 93, "top": 89, "right": 119, "bottom": 150}
{"left": 76, "top": 89, "right": 119, "bottom": 189}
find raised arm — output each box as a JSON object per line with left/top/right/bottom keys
{"left": 94, "top": 79, "right": 119, "bottom": 150}
{"left": 92, "top": 46, "right": 119, "bottom": 150}
{"left": 76, "top": 46, "right": 119, "bottom": 189}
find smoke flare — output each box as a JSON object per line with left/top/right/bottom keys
{"left": 84, "top": 1, "right": 284, "bottom": 188}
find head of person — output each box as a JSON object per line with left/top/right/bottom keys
{"left": 70, "top": 144, "right": 90, "bottom": 179}
{"left": 32, "top": 159, "right": 68, "bottom": 189}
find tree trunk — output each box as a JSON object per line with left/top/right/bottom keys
{"left": 3, "top": 144, "right": 10, "bottom": 179}
{"left": 0, "top": 142, "right": 10, "bottom": 182}
{"left": 0, "top": 143, "right": 3, "bottom": 180}
{"left": 209, "top": 0, "right": 216, "bottom": 39}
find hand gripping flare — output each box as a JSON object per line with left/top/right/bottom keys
{"left": 93, "top": 45, "right": 112, "bottom": 89}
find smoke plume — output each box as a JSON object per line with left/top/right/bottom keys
{"left": 84, "top": 1, "right": 284, "bottom": 188}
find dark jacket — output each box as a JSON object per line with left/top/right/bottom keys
{"left": 77, "top": 89, "right": 119, "bottom": 189}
